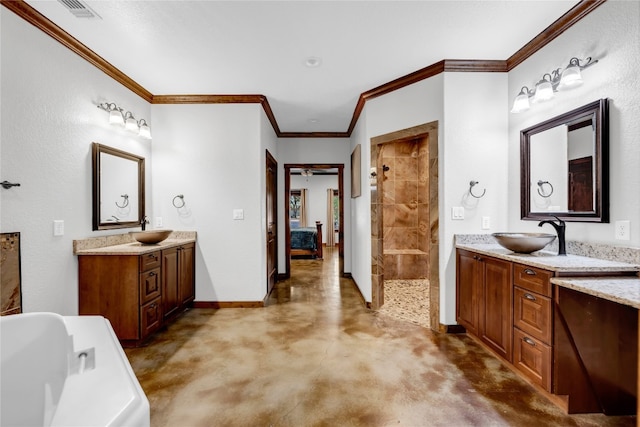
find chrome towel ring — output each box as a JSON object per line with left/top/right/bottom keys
{"left": 115, "top": 194, "right": 129, "bottom": 208}
{"left": 537, "top": 180, "right": 554, "bottom": 198}
{"left": 172, "top": 194, "right": 185, "bottom": 208}
{"left": 469, "top": 180, "right": 486, "bottom": 199}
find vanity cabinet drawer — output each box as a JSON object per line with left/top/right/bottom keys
{"left": 140, "top": 251, "right": 161, "bottom": 272}
{"left": 514, "top": 264, "right": 553, "bottom": 297}
{"left": 140, "top": 268, "right": 161, "bottom": 305}
{"left": 140, "top": 297, "right": 162, "bottom": 337}
{"left": 514, "top": 286, "right": 552, "bottom": 344}
{"left": 513, "top": 328, "right": 552, "bottom": 392}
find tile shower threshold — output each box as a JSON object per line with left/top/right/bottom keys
{"left": 384, "top": 249, "right": 428, "bottom": 255}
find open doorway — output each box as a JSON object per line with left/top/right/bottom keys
{"left": 370, "top": 122, "right": 439, "bottom": 331}
{"left": 284, "top": 164, "right": 344, "bottom": 278}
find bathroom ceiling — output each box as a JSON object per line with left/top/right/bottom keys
{"left": 24, "top": 0, "right": 579, "bottom": 134}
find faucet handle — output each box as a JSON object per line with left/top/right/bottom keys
{"left": 551, "top": 215, "right": 565, "bottom": 225}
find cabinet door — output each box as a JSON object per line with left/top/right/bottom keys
{"left": 456, "top": 250, "right": 480, "bottom": 336}
{"left": 480, "top": 256, "right": 513, "bottom": 362}
{"left": 514, "top": 327, "right": 552, "bottom": 391}
{"left": 179, "top": 244, "right": 195, "bottom": 306}
{"left": 514, "top": 286, "right": 551, "bottom": 344}
{"left": 162, "top": 247, "right": 180, "bottom": 320}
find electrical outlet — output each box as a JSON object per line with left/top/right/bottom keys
{"left": 155, "top": 217, "right": 163, "bottom": 228}
{"left": 53, "top": 220, "right": 64, "bottom": 236}
{"left": 615, "top": 220, "right": 630, "bottom": 240}
{"left": 481, "top": 216, "right": 491, "bottom": 230}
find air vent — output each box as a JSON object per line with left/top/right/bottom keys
{"left": 57, "top": 0, "right": 101, "bottom": 19}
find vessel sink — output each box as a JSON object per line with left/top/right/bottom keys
{"left": 492, "top": 232, "right": 556, "bottom": 254}
{"left": 130, "top": 230, "right": 172, "bottom": 244}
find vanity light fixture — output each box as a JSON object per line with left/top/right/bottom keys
{"left": 301, "top": 169, "right": 313, "bottom": 177}
{"left": 97, "top": 102, "right": 152, "bottom": 139}
{"left": 123, "top": 111, "right": 139, "bottom": 132}
{"left": 510, "top": 57, "right": 598, "bottom": 113}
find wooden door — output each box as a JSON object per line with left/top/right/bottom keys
{"left": 568, "top": 156, "right": 593, "bottom": 211}
{"left": 266, "top": 150, "right": 278, "bottom": 295}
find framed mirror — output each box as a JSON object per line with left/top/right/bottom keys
{"left": 521, "top": 98, "right": 609, "bottom": 222}
{"left": 92, "top": 143, "right": 145, "bottom": 230}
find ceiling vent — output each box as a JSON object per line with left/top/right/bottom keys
{"left": 57, "top": 0, "right": 101, "bottom": 19}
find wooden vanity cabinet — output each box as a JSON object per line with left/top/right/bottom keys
{"left": 456, "top": 249, "right": 513, "bottom": 362}
{"left": 79, "top": 251, "right": 162, "bottom": 346}
{"left": 78, "top": 243, "right": 195, "bottom": 347}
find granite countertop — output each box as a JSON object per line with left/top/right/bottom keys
{"left": 456, "top": 243, "right": 640, "bottom": 274}
{"left": 73, "top": 231, "right": 196, "bottom": 255}
{"left": 75, "top": 238, "right": 196, "bottom": 255}
{"left": 551, "top": 277, "right": 640, "bottom": 309}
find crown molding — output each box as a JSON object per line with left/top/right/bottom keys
{"left": 2, "top": 0, "right": 605, "bottom": 138}
{"left": 0, "top": 0, "right": 153, "bottom": 102}
{"left": 507, "top": 0, "right": 607, "bottom": 70}
{"left": 152, "top": 94, "right": 264, "bottom": 104}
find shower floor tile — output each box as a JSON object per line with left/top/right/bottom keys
{"left": 378, "top": 279, "right": 430, "bottom": 328}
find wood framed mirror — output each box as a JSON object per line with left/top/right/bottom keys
{"left": 521, "top": 98, "right": 609, "bottom": 222}
{"left": 92, "top": 143, "right": 145, "bottom": 230}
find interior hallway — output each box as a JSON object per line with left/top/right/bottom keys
{"left": 125, "top": 248, "right": 635, "bottom": 426}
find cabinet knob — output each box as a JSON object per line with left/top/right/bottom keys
{"left": 149, "top": 271, "right": 155, "bottom": 277}
{"left": 524, "top": 293, "right": 536, "bottom": 301}
{"left": 523, "top": 336, "right": 536, "bottom": 346}
{"left": 524, "top": 268, "right": 536, "bottom": 276}
{"left": 150, "top": 303, "right": 157, "bottom": 308}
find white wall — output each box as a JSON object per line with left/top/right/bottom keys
{"left": 276, "top": 138, "right": 351, "bottom": 273}
{"left": 0, "top": 9, "right": 152, "bottom": 314}
{"left": 290, "top": 174, "right": 339, "bottom": 243}
{"left": 508, "top": 0, "right": 640, "bottom": 246}
{"left": 150, "top": 103, "right": 269, "bottom": 302}
{"left": 350, "top": 72, "right": 509, "bottom": 324}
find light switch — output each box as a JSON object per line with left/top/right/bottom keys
{"left": 53, "top": 220, "right": 64, "bottom": 236}
{"left": 451, "top": 207, "right": 465, "bottom": 220}
{"left": 233, "top": 209, "right": 244, "bottom": 220}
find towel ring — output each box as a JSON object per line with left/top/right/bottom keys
{"left": 469, "top": 180, "right": 486, "bottom": 199}
{"left": 115, "top": 194, "right": 129, "bottom": 208}
{"left": 172, "top": 194, "right": 185, "bottom": 208}
{"left": 537, "top": 180, "right": 554, "bottom": 198}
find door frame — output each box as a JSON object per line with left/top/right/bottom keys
{"left": 284, "top": 163, "right": 344, "bottom": 278}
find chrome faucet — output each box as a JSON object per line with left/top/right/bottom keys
{"left": 140, "top": 216, "right": 149, "bottom": 231}
{"left": 538, "top": 215, "right": 566, "bottom": 256}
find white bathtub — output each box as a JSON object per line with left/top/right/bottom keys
{"left": 1, "top": 312, "right": 149, "bottom": 427}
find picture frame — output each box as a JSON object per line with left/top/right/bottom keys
{"left": 351, "top": 144, "right": 361, "bottom": 198}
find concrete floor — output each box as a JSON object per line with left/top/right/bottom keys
{"left": 125, "top": 248, "right": 635, "bottom": 426}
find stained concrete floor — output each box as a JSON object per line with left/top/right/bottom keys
{"left": 125, "top": 248, "right": 635, "bottom": 427}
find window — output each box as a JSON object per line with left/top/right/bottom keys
{"left": 290, "top": 190, "right": 301, "bottom": 219}
{"left": 333, "top": 189, "right": 339, "bottom": 230}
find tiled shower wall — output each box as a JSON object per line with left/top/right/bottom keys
{"left": 380, "top": 139, "right": 429, "bottom": 280}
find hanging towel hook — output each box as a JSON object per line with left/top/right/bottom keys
{"left": 115, "top": 194, "right": 129, "bottom": 208}
{"left": 1, "top": 181, "right": 21, "bottom": 189}
{"left": 172, "top": 194, "right": 185, "bottom": 208}
{"left": 537, "top": 180, "right": 554, "bottom": 198}
{"left": 469, "top": 180, "right": 486, "bottom": 199}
